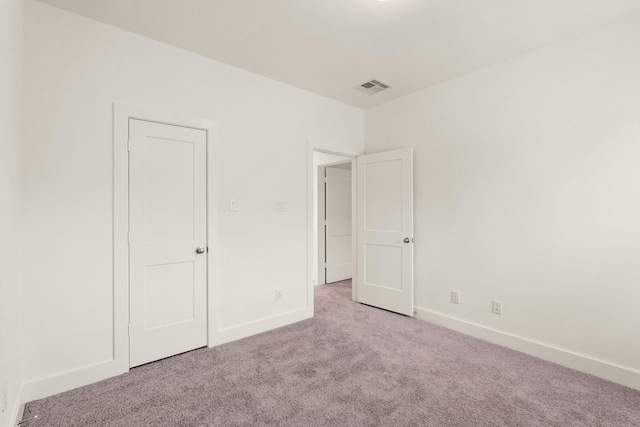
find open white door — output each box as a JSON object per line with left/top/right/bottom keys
{"left": 357, "top": 148, "right": 413, "bottom": 316}
{"left": 129, "top": 119, "right": 208, "bottom": 367}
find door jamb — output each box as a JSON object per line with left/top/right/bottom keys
{"left": 307, "top": 142, "right": 359, "bottom": 317}
{"left": 318, "top": 165, "right": 326, "bottom": 286}
{"left": 114, "top": 103, "right": 219, "bottom": 373}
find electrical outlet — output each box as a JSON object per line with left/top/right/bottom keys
{"left": 450, "top": 291, "right": 460, "bottom": 304}
{"left": 1, "top": 382, "right": 7, "bottom": 413}
{"left": 492, "top": 300, "right": 502, "bottom": 315}
{"left": 275, "top": 289, "right": 283, "bottom": 301}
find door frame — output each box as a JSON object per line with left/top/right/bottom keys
{"left": 317, "top": 160, "right": 353, "bottom": 286}
{"left": 114, "top": 103, "right": 219, "bottom": 372}
{"left": 306, "top": 141, "right": 360, "bottom": 316}
{"left": 317, "top": 165, "right": 326, "bottom": 286}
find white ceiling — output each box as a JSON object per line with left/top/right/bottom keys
{"left": 37, "top": 0, "right": 640, "bottom": 109}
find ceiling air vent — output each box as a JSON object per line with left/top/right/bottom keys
{"left": 357, "top": 79, "right": 391, "bottom": 94}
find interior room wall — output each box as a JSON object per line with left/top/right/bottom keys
{"left": 21, "top": 0, "right": 363, "bottom": 397}
{"left": 0, "top": 0, "right": 24, "bottom": 425}
{"left": 366, "top": 15, "right": 640, "bottom": 388}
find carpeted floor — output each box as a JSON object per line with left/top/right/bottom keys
{"left": 23, "top": 281, "right": 640, "bottom": 426}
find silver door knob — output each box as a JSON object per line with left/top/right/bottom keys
{"left": 195, "top": 247, "right": 205, "bottom": 254}
{"left": 403, "top": 238, "right": 411, "bottom": 243}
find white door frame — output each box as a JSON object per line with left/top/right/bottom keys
{"left": 114, "top": 103, "right": 219, "bottom": 372}
{"left": 317, "top": 165, "right": 326, "bottom": 286}
{"left": 317, "top": 160, "right": 352, "bottom": 285}
{"left": 306, "top": 141, "right": 360, "bottom": 315}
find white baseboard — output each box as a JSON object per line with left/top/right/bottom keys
{"left": 15, "top": 307, "right": 311, "bottom": 420}
{"left": 212, "top": 307, "right": 312, "bottom": 347}
{"left": 9, "top": 384, "right": 25, "bottom": 427}
{"left": 20, "top": 359, "right": 127, "bottom": 405}
{"left": 11, "top": 359, "right": 137, "bottom": 427}
{"left": 414, "top": 307, "right": 640, "bottom": 391}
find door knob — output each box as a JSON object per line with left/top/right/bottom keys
{"left": 195, "top": 247, "right": 205, "bottom": 254}
{"left": 403, "top": 238, "right": 411, "bottom": 243}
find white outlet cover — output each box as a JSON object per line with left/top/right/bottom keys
{"left": 492, "top": 300, "right": 502, "bottom": 315}
{"left": 451, "top": 291, "right": 460, "bottom": 304}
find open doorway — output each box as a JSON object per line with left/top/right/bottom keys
{"left": 308, "top": 146, "right": 415, "bottom": 317}
{"left": 317, "top": 160, "right": 352, "bottom": 285}
{"left": 311, "top": 151, "right": 355, "bottom": 292}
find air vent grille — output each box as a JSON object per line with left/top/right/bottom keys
{"left": 358, "top": 79, "right": 390, "bottom": 94}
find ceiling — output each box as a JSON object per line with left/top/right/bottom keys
{"left": 37, "top": 0, "right": 640, "bottom": 109}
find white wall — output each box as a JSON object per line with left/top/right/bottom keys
{"left": 366, "top": 16, "right": 640, "bottom": 388}
{"left": 0, "top": 0, "right": 24, "bottom": 425}
{"left": 21, "top": 0, "right": 362, "bottom": 397}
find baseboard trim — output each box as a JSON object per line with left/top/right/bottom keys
{"left": 213, "top": 307, "right": 312, "bottom": 347}
{"left": 414, "top": 307, "right": 640, "bottom": 391}
{"left": 20, "top": 358, "right": 127, "bottom": 405}
{"left": 16, "top": 307, "right": 312, "bottom": 416}
{"left": 9, "top": 384, "right": 25, "bottom": 427}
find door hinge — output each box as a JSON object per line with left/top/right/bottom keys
{"left": 127, "top": 232, "right": 131, "bottom": 244}
{"left": 127, "top": 139, "right": 132, "bottom": 151}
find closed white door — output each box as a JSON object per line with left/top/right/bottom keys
{"left": 129, "top": 119, "right": 207, "bottom": 367}
{"left": 325, "top": 166, "right": 352, "bottom": 283}
{"left": 357, "top": 148, "right": 413, "bottom": 316}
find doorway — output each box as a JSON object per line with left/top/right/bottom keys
{"left": 311, "top": 151, "right": 355, "bottom": 290}
{"left": 307, "top": 146, "right": 414, "bottom": 318}
{"left": 114, "top": 104, "right": 218, "bottom": 375}
{"left": 318, "top": 161, "right": 352, "bottom": 285}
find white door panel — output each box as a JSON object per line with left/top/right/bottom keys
{"left": 129, "top": 119, "right": 207, "bottom": 367}
{"left": 325, "top": 167, "right": 352, "bottom": 283}
{"left": 364, "top": 159, "right": 403, "bottom": 232}
{"left": 357, "top": 148, "right": 413, "bottom": 316}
